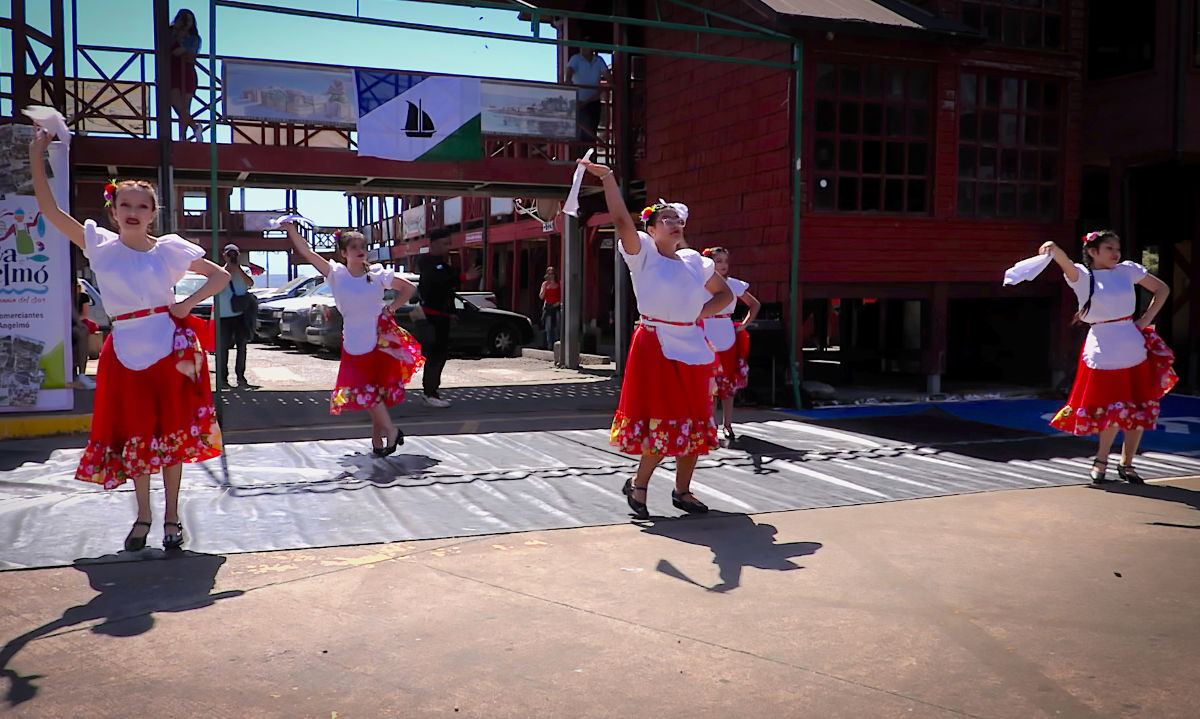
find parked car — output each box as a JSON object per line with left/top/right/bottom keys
{"left": 253, "top": 275, "right": 326, "bottom": 341}
{"left": 306, "top": 284, "right": 534, "bottom": 357}
{"left": 77, "top": 278, "right": 111, "bottom": 331}
{"left": 275, "top": 283, "right": 335, "bottom": 348}
{"left": 173, "top": 272, "right": 215, "bottom": 320}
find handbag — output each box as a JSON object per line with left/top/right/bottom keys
{"left": 231, "top": 290, "right": 252, "bottom": 314}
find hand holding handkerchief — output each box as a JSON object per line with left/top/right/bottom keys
{"left": 21, "top": 105, "right": 71, "bottom": 144}
{"left": 269, "top": 213, "right": 316, "bottom": 229}
{"left": 562, "top": 148, "right": 594, "bottom": 218}
{"left": 1003, "top": 252, "right": 1055, "bottom": 286}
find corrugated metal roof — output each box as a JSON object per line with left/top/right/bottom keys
{"left": 757, "top": 0, "right": 980, "bottom": 38}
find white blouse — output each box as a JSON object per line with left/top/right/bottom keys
{"left": 327, "top": 261, "right": 394, "bottom": 356}
{"left": 703, "top": 277, "right": 749, "bottom": 352}
{"left": 618, "top": 231, "right": 715, "bottom": 365}
{"left": 1065, "top": 261, "right": 1148, "bottom": 370}
{"left": 84, "top": 220, "right": 204, "bottom": 370}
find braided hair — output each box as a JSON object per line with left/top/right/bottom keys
{"left": 1075, "top": 230, "right": 1119, "bottom": 322}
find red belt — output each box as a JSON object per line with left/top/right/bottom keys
{"left": 711, "top": 313, "right": 733, "bottom": 319}
{"left": 111, "top": 305, "right": 169, "bottom": 322}
{"left": 1092, "top": 315, "right": 1133, "bottom": 325}
{"left": 639, "top": 315, "right": 696, "bottom": 327}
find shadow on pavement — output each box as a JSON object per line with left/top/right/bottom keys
{"left": 0, "top": 552, "right": 241, "bottom": 707}
{"left": 640, "top": 513, "right": 822, "bottom": 593}
{"left": 1093, "top": 482, "right": 1200, "bottom": 525}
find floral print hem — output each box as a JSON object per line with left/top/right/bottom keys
{"left": 1050, "top": 399, "right": 1162, "bottom": 436}
{"left": 610, "top": 413, "right": 719, "bottom": 457}
{"left": 330, "top": 384, "right": 407, "bottom": 414}
{"left": 714, "top": 359, "right": 749, "bottom": 399}
{"left": 75, "top": 406, "right": 223, "bottom": 489}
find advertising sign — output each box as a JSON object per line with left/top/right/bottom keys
{"left": 0, "top": 124, "right": 73, "bottom": 411}
{"left": 224, "top": 59, "right": 359, "bottom": 126}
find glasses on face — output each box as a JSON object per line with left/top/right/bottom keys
{"left": 660, "top": 217, "right": 685, "bottom": 228}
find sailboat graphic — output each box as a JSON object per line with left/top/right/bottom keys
{"left": 404, "top": 99, "right": 435, "bottom": 138}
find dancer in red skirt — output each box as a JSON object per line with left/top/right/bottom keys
{"left": 30, "top": 128, "right": 229, "bottom": 552}
{"left": 580, "top": 160, "right": 733, "bottom": 518}
{"left": 1040, "top": 231, "right": 1175, "bottom": 484}
{"left": 699, "top": 247, "right": 760, "bottom": 444}
{"left": 282, "top": 222, "right": 423, "bottom": 457}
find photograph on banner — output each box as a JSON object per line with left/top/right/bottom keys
{"left": 481, "top": 80, "right": 576, "bottom": 139}
{"left": 0, "top": 124, "right": 73, "bottom": 412}
{"left": 224, "top": 59, "right": 359, "bottom": 126}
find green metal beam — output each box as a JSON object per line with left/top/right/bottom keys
{"left": 789, "top": 40, "right": 804, "bottom": 410}
{"left": 215, "top": 1, "right": 800, "bottom": 70}
{"left": 209, "top": 0, "right": 224, "bottom": 418}
{"left": 391, "top": 0, "right": 792, "bottom": 42}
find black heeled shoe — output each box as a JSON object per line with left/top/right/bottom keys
{"left": 1117, "top": 464, "right": 1145, "bottom": 485}
{"left": 163, "top": 521, "right": 185, "bottom": 551}
{"left": 373, "top": 428, "right": 405, "bottom": 458}
{"left": 1090, "top": 459, "right": 1111, "bottom": 484}
{"left": 723, "top": 425, "right": 736, "bottom": 444}
{"left": 671, "top": 489, "right": 709, "bottom": 514}
{"left": 622, "top": 478, "right": 649, "bottom": 520}
{"left": 124, "top": 520, "right": 152, "bottom": 552}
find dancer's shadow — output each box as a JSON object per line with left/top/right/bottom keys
{"left": 641, "top": 514, "right": 822, "bottom": 593}
{"left": 336, "top": 452, "right": 442, "bottom": 485}
{"left": 1094, "top": 481, "right": 1200, "bottom": 528}
{"left": 1, "top": 552, "right": 242, "bottom": 706}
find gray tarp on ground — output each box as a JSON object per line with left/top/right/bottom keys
{"left": 3, "top": 412, "right": 1199, "bottom": 570}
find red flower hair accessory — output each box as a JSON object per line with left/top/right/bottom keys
{"left": 103, "top": 181, "right": 117, "bottom": 207}
{"left": 1082, "top": 231, "right": 1102, "bottom": 244}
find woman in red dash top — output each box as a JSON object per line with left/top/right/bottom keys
{"left": 282, "top": 222, "right": 423, "bottom": 457}
{"left": 699, "top": 247, "right": 760, "bottom": 443}
{"left": 1040, "top": 231, "right": 1175, "bottom": 484}
{"left": 580, "top": 158, "right": 733, "bottom": 519}
{"left": 29, "top": 128, "right": 229, "bottom": 553}
{"left": 539, "top": 266, "right": 562, "bottom": 354}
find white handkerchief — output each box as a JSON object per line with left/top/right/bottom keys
{"left": 269, "top": 213, "right": 316, "bottom": 229}
{"left": 21, "top": 105, "right": 71, "bottom": 144}
{"left": 1003, "top": 253, "right": 1054, "bottom": 285}
{"left": 562, "top": 148, "right": 595, "bottom": 218}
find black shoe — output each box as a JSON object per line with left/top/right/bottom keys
{"left": 723, "top": 425, "right": 736, "bottom": 444}
{"left": 622, "top": 478, "right": 649, "bottom": 520}
{"left": 1117, "top": 464, "right": 1145, "bottom": 485}
{"left": 163, "top": 521, "right": 185, "bottom": 551}
{"left": 374, "top": 428, "right": 405, "bottom": 457}
{"left": 237, "top": 378, "right": 260, "bottom": 389}
{"left": 1090, "top": 459, "right": 1111, "bottom": 484}
{"left": 671, "top": 490, "right": 709, "bottom": 514}
{"left": 124, "top": 520, "right": 152, "bottom": 552}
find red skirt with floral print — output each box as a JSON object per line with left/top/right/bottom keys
{"left": 610, "top": 325, "right": 719, "bottom": 457}
{"left": 1050, "top": 327, "right": 1178, "bottom": 436}
{"left": 330, "top": 313, "right": 425, "bottom": 414}
{"left": 76, "top": 316, "right": 223, "bottom": 489}
{"left": 713, "top": 328, "right": 750, "bottom": 400}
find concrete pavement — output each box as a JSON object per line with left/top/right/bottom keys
{"left": 1, "top": 476, "right": 1198, "bottom": 718}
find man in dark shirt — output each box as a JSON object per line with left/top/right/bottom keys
{"left": 417, "top": 228, "right": 480, "bottom": 407}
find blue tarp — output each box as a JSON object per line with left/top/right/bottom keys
{"left": 792, "top": 395, "right": 1200, "bottom": 455}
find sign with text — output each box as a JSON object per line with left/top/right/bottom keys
{"left": 0, "top": 124, "right": 72, "bottom": 411}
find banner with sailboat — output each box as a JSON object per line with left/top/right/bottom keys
{"left": 356, "top": 72, "right": 483, "bottom": 162}
{"left": 220, "top": 59, "right": 582, "bottom": 161}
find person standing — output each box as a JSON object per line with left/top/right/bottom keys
{"left": 1040, "top": 231, "right": 1176, "bottom": 483}
{"left": 417, "top": 228, "right": 480, "bottom": 408}
{"left": 166, "top": 9, "right": 202, "bottom": 141}
{"left": 214, "top": 243, "right": 258, "bottom": 389}
{"left": 566, "top": 47, "right": 611, "bottom": 143}
{"left": 29, "top": 128, "right": 229, "bottom": 552}
{"left": 580, "top": 159, "right": 733, "bottom": 518}
{"left": 539, "top": 266, "right": 562, "bottom": 356}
